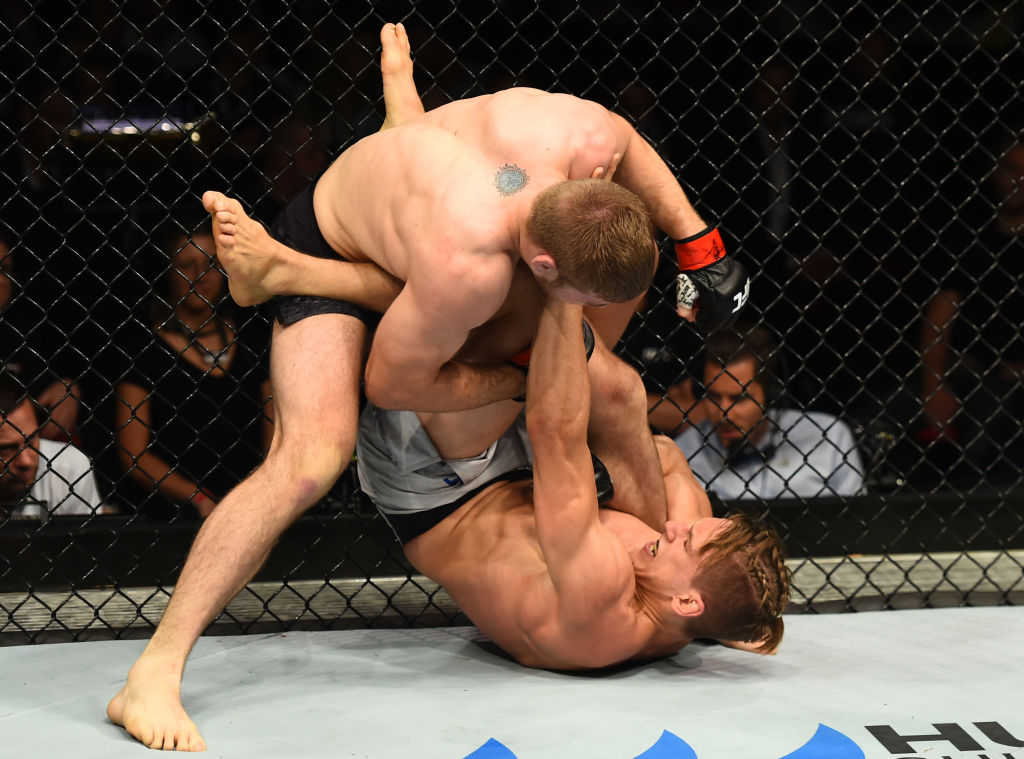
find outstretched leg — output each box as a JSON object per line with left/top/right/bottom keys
{"left": 107, "top": 314, "right": 366, "bottom": 751}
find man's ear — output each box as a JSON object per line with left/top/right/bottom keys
{"left": 671, "top": 591, "right": 705, "bottom": 619}
{"left": 529, "top": 253, "right": 559, "bottom": 283}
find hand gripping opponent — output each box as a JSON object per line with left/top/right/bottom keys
{"left": 675, "top": 226, "right": 750, "bottom": 332}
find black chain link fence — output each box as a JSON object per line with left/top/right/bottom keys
{"left": 1, "top": 1, "right": 1021, "bottom": 643}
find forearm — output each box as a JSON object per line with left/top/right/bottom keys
{"left": 526, "top": 300, "right": 609, "bottom": 583}
{"left": 122, "top": 449, "right": 210, "bottom": 504}
{"left": 611, "top": 114, "right": 706, "bottom": 239}
{"left": 366, "top": 359, "right": 526, "bottom": 412}
{"left": 526, "top": 300, "right": 590, "bottom": 443}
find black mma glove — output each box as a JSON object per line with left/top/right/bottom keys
{"left": 591, "top": 452, "right": 615, "bottom": 505}
{"left": 675, "top": 226, "right": 750, "bottom": 332}
{"left": 509, "top": 319, "right": 596, "bottom": 402}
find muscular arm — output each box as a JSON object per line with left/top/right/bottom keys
{"left": 607, "top": 112, "right": 707, "bottom": 240}
{"left": 364, "top": 261, "right": 525, "bottom": 411}
{"left": 529, "top": 298, "right": 632, "bottom": 623}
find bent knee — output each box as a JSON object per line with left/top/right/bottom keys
{"left": 264, "top": 436, "right": 353, "bottom": 505}
{"left": 593, "top": 356, "right": 646, "bottom": 410}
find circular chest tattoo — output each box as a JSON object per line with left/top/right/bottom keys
{"left": 494, "top": 163, "right": 529, "bottom": 196}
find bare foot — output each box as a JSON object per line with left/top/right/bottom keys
{"left": 107, "top": 659, "right": 207, "bottom": 751}
{"left": 201, "top": 190, "right": 291, "bottom": 307}
{"left": 379, "top": 22, "right": 424, "bottom": 130}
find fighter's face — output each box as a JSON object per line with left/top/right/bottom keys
{"left": 0, "top": 401, "right": 40, "bottom": 502}
{"left": 702, "top": 358, "right": 769, "bottom": 451}
{"left": 633, "top": 518, "right": 729, "bottom": 588}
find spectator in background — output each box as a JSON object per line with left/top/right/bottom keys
{"left": 674, "top": 324, "right": 864, "bottom": 501}
{"left": 0, "top": 233, "right": 84, "bottom": 441}
{"left": 0, "top": 374, "right": 103, "bottom": 518}
{"left": 916, "top": 133, "right": 1024, "bottom": 485}
{"left": 113, "top": 223, "right": 272, "bottom": 520}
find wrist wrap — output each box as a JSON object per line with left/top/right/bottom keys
{"left": 675, "top": 226, "right": 726, "bottom": 271}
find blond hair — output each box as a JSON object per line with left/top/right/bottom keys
{"left": 527, "top": 179, "right": 655, "bottom": 302}
{"left": 690, "top": 511, "right": 791, "bottom": 653}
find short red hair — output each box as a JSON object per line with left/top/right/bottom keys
{"left": 527, "top": 179, "right": 655, "bottom": 302}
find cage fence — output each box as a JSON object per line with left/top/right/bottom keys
{"left": 1, "top": 1, "right": 1022, "bottom": 644}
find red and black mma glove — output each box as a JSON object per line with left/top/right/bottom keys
{"left": 675, "top": 226, "right": 750, "bottom": 332}
{"left": 508, "top": 319, "right": 596, "bottom": 402}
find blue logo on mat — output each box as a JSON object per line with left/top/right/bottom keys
{"left": 633, "top": 730, "right": 699, "bottom": 758}
{"left": 462, "top": 724, "right": 864, "bottom": 759}
{"left": 781, "top": 725, "right": 864, "bottom": 759}
{"left": 463, "top": 738, "right": 517, "bottom": 759}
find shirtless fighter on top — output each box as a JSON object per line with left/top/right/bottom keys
{"left": 108, "top": 23, "right": 750, "bottom": 750}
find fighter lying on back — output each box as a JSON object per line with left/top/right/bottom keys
{"left": 357, "top": 296, "right": 790, "bottom": 669}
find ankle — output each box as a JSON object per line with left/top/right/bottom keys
{"left": 129, "top": 651, "right": 186, "bottom": 684}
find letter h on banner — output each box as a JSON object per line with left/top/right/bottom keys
{"left": 863, "top": 721, "right": 1024, "bottom": 755}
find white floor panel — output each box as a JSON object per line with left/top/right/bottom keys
{"left": 1, "top": 607, "right": 1021, "bottom": 758}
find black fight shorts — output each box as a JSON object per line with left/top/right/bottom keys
{"left": 266, "top": 182, "right": 381, "bottom": 329}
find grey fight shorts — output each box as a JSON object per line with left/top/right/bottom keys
{"left": 356, "top": 404, "right": 534, "bottom": 544}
